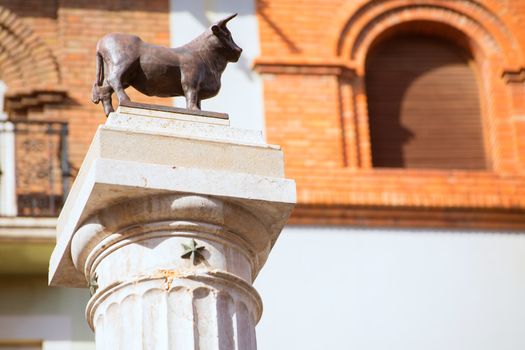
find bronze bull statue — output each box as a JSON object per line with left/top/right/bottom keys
{"left": 92, "top": 14, "right": 242, "bottom": 116}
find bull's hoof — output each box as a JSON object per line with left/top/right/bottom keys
{"left": 102, "top": 103, "right": 114, "bottom": 117}
{"left": 186, "top": 105, "right": 202, "bottom": 111}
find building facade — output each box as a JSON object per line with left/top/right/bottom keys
{"left": 1, "top": 0, "right": 525, "bottom": 349}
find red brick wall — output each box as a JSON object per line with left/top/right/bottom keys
{"left": 255, "top": 0, "right": 525, "bottom": 229}
{"left": 0, "top": 1, "right": 171, "bottom": 215}
{"left": 3, "top": 0, "right": 525, "bottom": 228}
{"left": 57, "top": 1, "right": 170, "bottom": 167}
{"left": 0, "top": 0, "right": 170, "bottom": 170}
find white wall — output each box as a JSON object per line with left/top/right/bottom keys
{"left": 0, "top": 277, "right": 94, "bottom": 350}
{"left": 169, "top": 0, "right": 265, "bottom": 132}
{"left": 6, "top": 227, "right": 525, "bottom": 350}
{"left": 255, "top": 226, "right": 525, "bottom": 350}
{"left": 0, "top": 80, "right": 16, "bottom": 216}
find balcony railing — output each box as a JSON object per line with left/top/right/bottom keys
{"left": 0, "top": 120, "right": 70, "bottom": 217}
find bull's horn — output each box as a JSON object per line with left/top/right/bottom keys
{"left": 218, "top": 13, "right": 237, "bottom": 28}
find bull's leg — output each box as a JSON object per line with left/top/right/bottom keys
{"left": 97, "top": 84, "right": 115, "bottom": 116}
{"left": 184, "top": 88, "right": 200, "bottom": 110}
{"left": 102, "top": 94, "right": 114, "bottom": 116}
{"left": 106, "top": 67, "right": 131, "bottom": 105}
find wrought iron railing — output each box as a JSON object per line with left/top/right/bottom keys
{"left": 0, "top": 120, "right": 70, "bottom": 217}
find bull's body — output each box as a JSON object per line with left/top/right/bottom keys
{"left": 92, "top": 14, "right": 241, "bottom": 116}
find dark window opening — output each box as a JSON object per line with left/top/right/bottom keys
{"left": 365, "top": 34, "right": 487, "bottom": 170}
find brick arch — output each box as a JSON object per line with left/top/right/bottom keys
{"left": 334, "top": 0, "right": 522, "bottom": 74}
{"left": 0, "top": 7, "right": 60, "bottom": 89}
{"left": 330, "top": 0, "right": 523, "bottom": 174}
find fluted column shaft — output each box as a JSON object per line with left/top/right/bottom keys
{"left": 71, "top": 195, "right": 267, "bottom": 350}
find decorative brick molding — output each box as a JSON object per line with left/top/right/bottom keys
{"left": 256, "top": 1, "right": 524, "bottom": 76}
{"left": 334, "top": 0, "right": 523, "bottom": 72}
{"left": 502, "top": 68, "right": 525, "bottom": 84}
{"left": 290, "top": 205, "right": 525, "bottom": 230}
{"left": 0, "top": 6, "right": 65, "bottom": 115}
{"left": 287, "top": 168, "right": 525, "bottom": 230}
{"left": 5, "top": 89, "right": 67, "bottom": 115}
{"left": 253, "top": 57, "right": 356, "bottom": 77}
{"left": 289, "top": 168, "right": 525, "bottom": 207}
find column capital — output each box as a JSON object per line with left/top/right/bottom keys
{"left": 49, "top": 104, "right": 296, "bottom": 288}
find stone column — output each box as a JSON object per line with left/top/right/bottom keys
{"left": 49, "top": 102, "right": 295, "bottom": 350}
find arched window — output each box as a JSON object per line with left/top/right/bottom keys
{"left": 365, "top": 34, "right": 487, "bottom": 170}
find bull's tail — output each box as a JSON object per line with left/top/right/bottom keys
{"left": 91, "top": 52, "right": 104, "bottom": 104}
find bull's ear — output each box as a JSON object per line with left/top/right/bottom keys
{"left": 211, "top": 24, "right": 221, "bottom": 35}
{"left": 218, "top": 13, "right": 237, "bottom": 28}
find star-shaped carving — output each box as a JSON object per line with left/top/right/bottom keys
{"left": 181, "top": 239, "right": 206, "bottom": 265}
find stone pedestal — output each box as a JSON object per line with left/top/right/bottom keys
{"left": 49, "top": 102, "right": 296, "bottom": 350}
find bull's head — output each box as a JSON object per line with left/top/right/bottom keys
{"left": 211, "top": 13, "right": 242, "bottom": 62}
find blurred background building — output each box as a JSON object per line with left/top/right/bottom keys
{"left": 1, "top": 0, "right": 525, "bottom": 349}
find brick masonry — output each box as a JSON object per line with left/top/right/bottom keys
{"left": 1, "top": 0, "right": 525, "bottom": 229}
{"left": 255, "top": 0, "right": 525, "bottom": 229}
{"left": 0, "top": 0, "right": 170, "bottom": 210}
{"left": 0, "top": 0, "right": 170, "bottom": 164}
